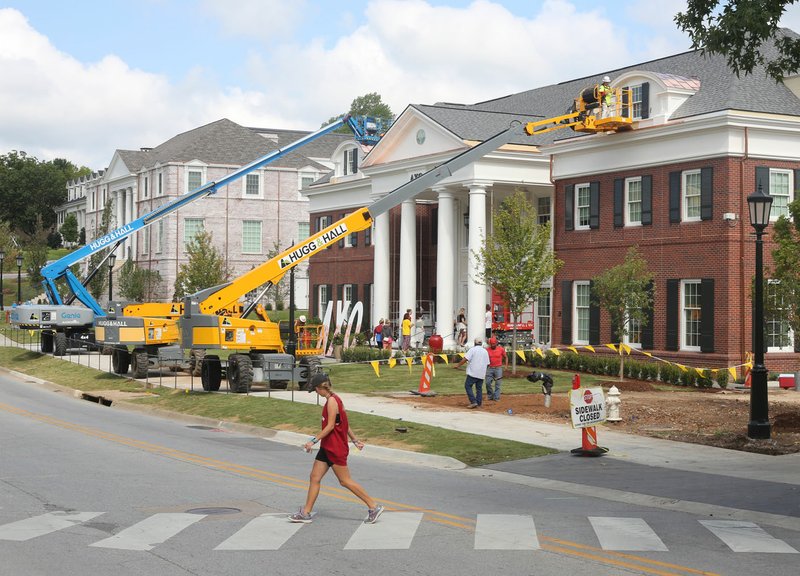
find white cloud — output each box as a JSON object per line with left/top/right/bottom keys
{"left": 199, "top": 0, "right": 309, "bottom": 42}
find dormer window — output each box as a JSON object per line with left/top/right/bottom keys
{"left": 344, "top": 148, "right": 358, "bottom": 175}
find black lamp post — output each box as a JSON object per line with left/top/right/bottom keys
{"left": 108, "top": 253, "right": 117, "bottom": 302}
{"left": 15, "top": 254, "right": 23, "bottom": 304}
{"left": 747, "top": 184, "right": 773, "bottom": 440}
{"left": 0, "top": 249, "right": 5, "bottom": 311}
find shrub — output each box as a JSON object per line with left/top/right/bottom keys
{"left": 341, "top": 346, "right": 392, "bottom": 363}
{"left": 716, "top": 370, "right": 729, "bottom": 389}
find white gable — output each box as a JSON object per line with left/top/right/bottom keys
{"left": 361, "top": 106, "right": 466, "bottom": 169}
{"left": 103, "top": 151, "right": 133, "bottom": 181}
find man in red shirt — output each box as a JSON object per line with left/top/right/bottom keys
{"left": 485, "top": 337, "right": 508, "bottom": 401}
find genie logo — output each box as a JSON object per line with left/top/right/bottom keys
{"left": 61, "top": 313, "right": 82, "bottom": 319}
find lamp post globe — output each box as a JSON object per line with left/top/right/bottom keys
{"left": 746, "top": 184, "right": 773, "bottom": 440}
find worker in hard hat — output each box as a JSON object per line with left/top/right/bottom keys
{"left": 597, "top": 75, "right": 613, "bottom": 118}
{"left": 295, "top": 315, "right": 309, "bottom": 349}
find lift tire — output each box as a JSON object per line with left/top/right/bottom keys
{"left": 54, "top": 332, "right": 67, "bottom": 357}
{"left": 267, "top": 380, "right": 289, "bottom": 390}
{"left": 112, "top": 347, "right": 130, "bottom": 375}
{"left": 228, "top": 354, "right": 253, "bottom": 394}
{"left": 201, "top": 355, "right": 222, "bottom": 392}
{"left": 298, "top": 356, "right": 322, "bottom": 388}
{"left": 41, "top": 331, "right": 54, "bottom": 354}
{"left": 190, "top": 349, "right": 205, "bottom": 377}
{"left": 131, "top": 349, "right": 149, "bottom": 379}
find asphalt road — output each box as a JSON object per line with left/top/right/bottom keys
{"left": 1, "top": 370, "right": 799, "bottom": 576}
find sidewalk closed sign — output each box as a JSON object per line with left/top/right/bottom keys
{"left": 569, "top": 387, "right": 606, "bottom": 428}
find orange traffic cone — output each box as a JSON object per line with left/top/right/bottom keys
{"left": 410, "top": 353, "right": 437, "bottom": 397}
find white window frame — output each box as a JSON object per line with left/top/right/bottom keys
{"left": 318, "top": 285, "right": 330, "bottom": 319}
{"left": 766, "top": 279, "right": 794, "bottom": 352}
{"left": 343, "top": 284, "right": 355, "bottom": 305}
{"left": 298, "top": 171, "right": 316, "bottom": 199}
{"left": 630, "top": 83, "right": 644, "bottom": 119}
{"left": 244, "top": 173, "right": 263, "bottom": 199}
{"left": 680, "top": 279, "right": 702, "bottom": 352}
{"left": 185, "top": 165, "right": 206, "bottom": 194}
{"left": 536, "top": 287, "right": 551, "bottom": 346}
{"left": 317, "top": 215, "right": 332, "bottom": 233}
{"left": 537, "top": 196, "right": 551, "bottom": 225}
{"left": 575, "top": 183, "right": 591, "bottom": 230}
{"left": 573, "top": 281, "right": 590, "bottom": 345}
{"left": 623, "top": 310, "right": 642, "bottom": 348}
{"left": 298, "top": 221, "right": 310, "bottom": 241}
{"left": 682, "top": 169, "right": 702, "bottom": 222}
{"left": 343, "top": 148, "right": 358, "bottom": 176}
{"left": 183, "top": 218, "right": 204, "bottom": 251}
{"left": 625, "top": 176, "right": 642, "bottom": 226}
{"left": 768, "top": 169, "right": 793, "bottom": 221}
{"left": 241, "top": 220, "right": 262, "bottom": 254}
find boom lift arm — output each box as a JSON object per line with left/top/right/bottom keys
{"left": 38, "top": 115, "right": 372, "bottom": 317}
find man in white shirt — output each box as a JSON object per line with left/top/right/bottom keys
{"left": 453, "top": 338, "right": 490, "bottom": 408}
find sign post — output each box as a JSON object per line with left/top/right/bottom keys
{"left": 569, "top": 374, "right": 609, "bottom": 456}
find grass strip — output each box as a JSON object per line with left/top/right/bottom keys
{"left": 0, "top": 347, "right": 556, "bottom": 466}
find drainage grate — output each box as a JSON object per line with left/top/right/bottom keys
{"left": 81, "top": 393, "right": 112, "bottom": 406}
{"left": 185, "top": 507, "right": 241, "bottom": 515}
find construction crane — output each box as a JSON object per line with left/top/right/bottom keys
{"left": 10, "top": 115, "right": 388, "bottom": 356}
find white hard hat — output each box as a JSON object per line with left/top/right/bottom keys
{"left": 299, "top": 315, "right": 306, "bottom": 322}
{"left": 602, "top": 75, "right": 611, "bottom": 83}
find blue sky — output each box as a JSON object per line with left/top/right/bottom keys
{"left": 2, "top": 1, "right": 799, "bottom": 168}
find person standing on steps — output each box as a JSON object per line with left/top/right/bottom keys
{"left": 289, "top": 373, "right": 384, "bottom": 524}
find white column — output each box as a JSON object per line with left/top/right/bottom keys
{"left": 372, "top": 211, "right": 390, "bottom": 327}
{"left": 435, "top": 189, "right": 456, "bottom": 347}
{"left": 398, "top": 199, "right": 416, "bottom": 323}
{"left": 114, "top": 190, "right": 123, "bottom": 229}
{"left": 127, "top": 188, "right": 136, "bottom": 258}
{"left": 467, "top": 183, "right": 488, "bottom": 345}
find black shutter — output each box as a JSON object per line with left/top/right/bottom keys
{"left": 640, "top": 82, "right": 650, "bottom": 119}
{"left": 338, "top": 213, "right": 345, "bottom": 247}
{"left": 700, "top": 167, "right": 713, "bottom": 221}
{"left": 755, "top": 166, "right": 770, "bottom": 193}
{"left": 641, "top": 175, "right": 653, "bottom": 225}
{"left": 365, "top": 225, "right": 371, "bottom": 246}
{"left": 336, "top": 284, "right": 343, "bottom": 304}
{"left": 589, "top": 181, "right": 600, "bottom": 229}
{"left": 621, "top": 86, "right": 630, "bottom": 118}
{"left": 561, "top": 280, "right": 572, "bottom": 344}
{"left": 362, "top": 284, "right": 372, "bottom": 327}
{"left": 794, "top": 170, "right": 800, "bottom": 203}
{"left": 311, "top": 284, "right": 318, "bottom": 320}
{"left": 565, "top": 185, "right": 574, "bottom": 231}
{"left": 666, "top": 279, "right": 679, "bottom": 351}
{"left": 613, "top": 178, "right": 624, "bottom": 227}
{"left": 610, "top": 322, "right": 619, "bottom": 344}
{"left": 700, "top": 278, "right": 715, "bottom": 352}
{"left": 589, "top": 280, "right": 600, "bottom": 345}
{"left": 350, "top": 231, "right": 358, "bottom": 247}
{"left": 641, "top": 281, "right": 654, "bottom": 349}
{"left": 669, "top": 171, "right": 681, "bottom": 223}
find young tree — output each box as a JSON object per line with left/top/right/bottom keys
{"left": 591, "top": 246, "right": 655, "bottom": 381}
{"left": 60, "top": 214, "right": 79, "bottom": 244}
{"left": 766, "top": 197, "right": 800, "bottom": 345}
{"left": 16, "top": 215, "right": 50, "bottom": 291}
{"left": 118, "top": 259, "right": 162, "bottom": 302}
{"left": 473, "top": 190, "right": 563, "bottom": 374}
{"left": 675, "top": 0, "right": 798, "bottom": 81}
{"left": 173, "top": 230, "right": 228, "bottom": 299}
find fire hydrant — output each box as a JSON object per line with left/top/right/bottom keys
{"left": 606, "top": 385, "right": 622, "bottom": 422}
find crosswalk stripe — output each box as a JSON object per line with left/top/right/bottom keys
{"left": 700, "top": 520, "right": 799, "bottom": 553}
{"left": 344, "top": 512, "right": 422, "bottom": 550}
{"left": 215, "top": 514, "right": 304, "bottom": 550}
{"left": 90, "top": 513, "right": 205, "bottom": 551}
{"left": 0, "top": 512, "right": 103, "bottom": 541}
{"left": 589, "top": 517, "right": 668, "bottom": 551}
{"left": 475, "top": 514, "right": 539, "bottom": 550}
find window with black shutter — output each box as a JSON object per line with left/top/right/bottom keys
{"left": 561, "top": 280, "right": 572, "bottom": 344}
{"left": 666, "top": 279, "right": 679, "bottom": 350}
{"left": 700, "top": 278, "right": 715, "bottom": 352}
{"left": 565, "top": 184, "right": 574, "bottom": 231}
{"left": 641, "top": 281, "right": 655, "bottom": 349}
{"left": 669, "top": 172, "right": 681, "bottom": 223}
{"left": 589, "top": 181, "right": 600, "bottom": 229}
{"left": 700, "top": 167, "right": 713, "bottom": 221}
{"left": 613, "top": 178, "right": 624, "bottom": 227}
{"left": 589, "top": 280, "right": 600, "bottom": 345}
{"left": 641, "top": 175, "right": 652, "bottom": 225}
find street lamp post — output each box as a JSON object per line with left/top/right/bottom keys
{"left": 108, "top": 253, "right": 117, "bottom": 303}
{"left": 0, "top": 249, "right": 5, "bottom": 311}
{"left": 747, "top": 184, "right": 773, "bottom": 440}
{"left": 15, "top": 254, "right": 23, "bottom": 304}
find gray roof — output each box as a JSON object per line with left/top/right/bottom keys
{"left": 115, "top": 118, "right": 350, "bottom": 173}
{"left": 414, "top": 28, "right": 800, "bottom": 147}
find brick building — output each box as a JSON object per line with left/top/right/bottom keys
{"left": 307, "top": 30, "right": 800, "bottom": 371}
{"left": 67, "top": 118, "right": 349, "bottom": 306}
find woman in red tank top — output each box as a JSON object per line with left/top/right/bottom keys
{"left": 289, "top": 373, "right": 384, "bottom": 524}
